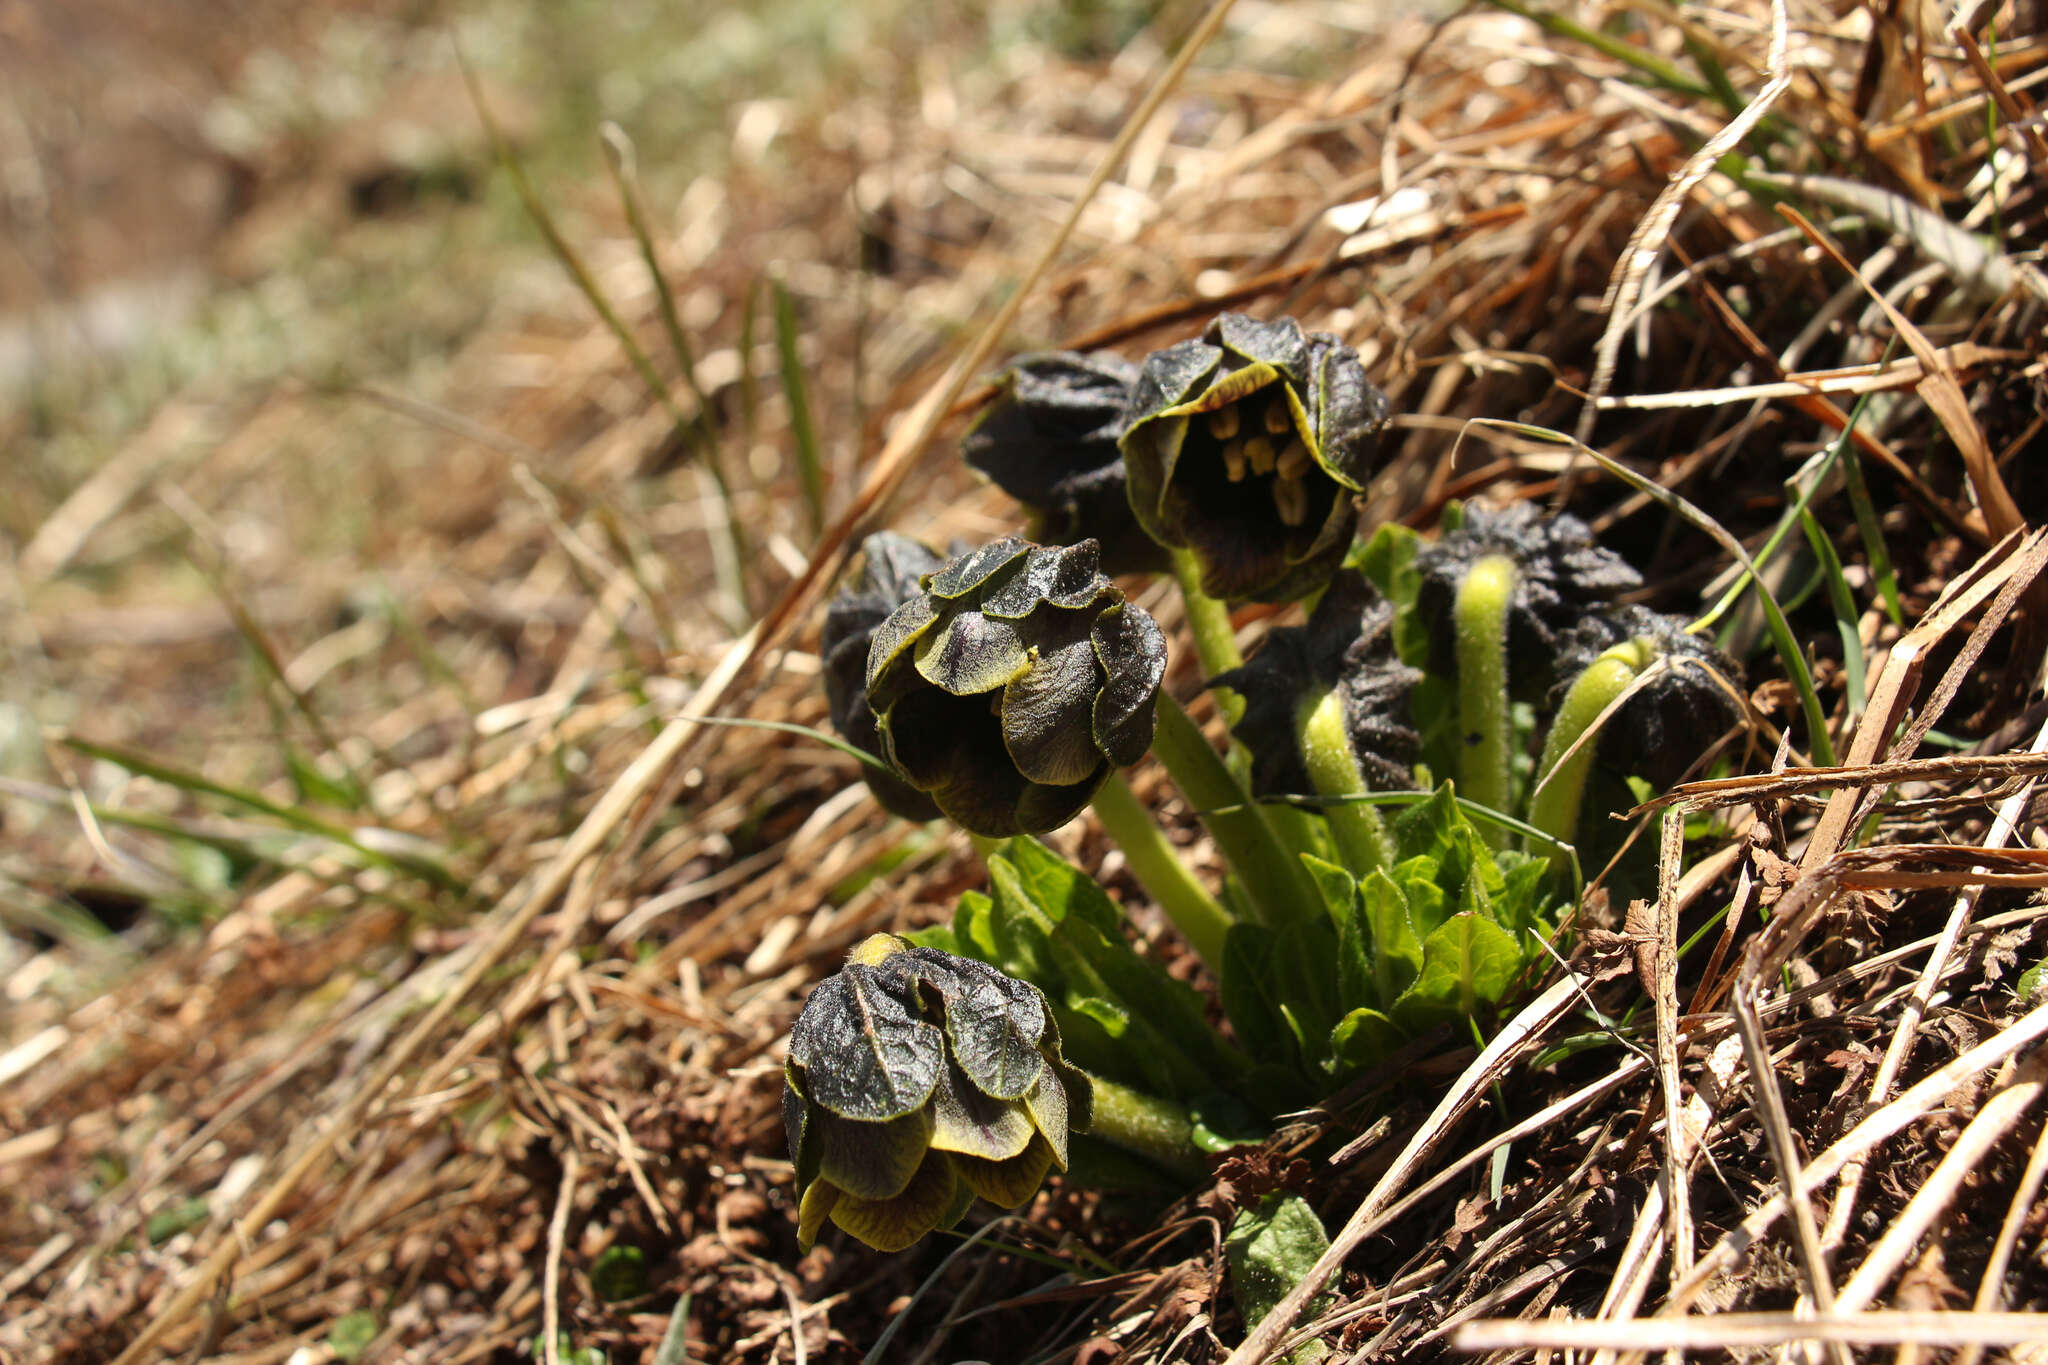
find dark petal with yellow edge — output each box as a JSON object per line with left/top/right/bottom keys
{"left": 951, "top": 1133, "right": 1059, "bottom": 1209}
{"left": 914, "top": 609, "right": 1032, "bottom": 696}
{"left": 910, "top": 952, "right": 1047, "bottom": 1101}
{"left": 928, "top": 1059, "right": 1037, "bottom": 1162}
{"left": 1020, "top": 1067, "right": 1070, "bottom": 1169}
{"left": 814, "top": 1106, "right": 934, "bottom": 1202}
{"left": 1090, "top": 602, "right": 1166, "bottom": 765}
{"left": 787, "top": 966, "right": 944, "bottom": 1121}
{"left": 1001, "top": 622, "right": 1104, "bottom": 787}
{"left": 797, "top": 1179, "right": 840, "bottom": 1251}
{"left": 828, "top": 1147, "right": 963, "bottom": 1253}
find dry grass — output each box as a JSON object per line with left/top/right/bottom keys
{"left": 5, "top": 0, "right": 2048, "bottom": 1361}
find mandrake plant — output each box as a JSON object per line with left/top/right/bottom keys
{"left": 786, "top": 313, "right": 1749, "bottom": 1309}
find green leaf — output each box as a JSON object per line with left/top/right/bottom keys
{"left": 1300, "top": 855, "right": 1373, "bottom": 1012}
{"left": 1187, "top": 1093, "right": 1269, "bottom": 1153}
{"left": 1048, "top": 916, "right": 1242, "bottom": 1097}
{"left": 1392, "top": 784, "right": 1461, "bottom": 866}
{"left": 1226, "top": 1193, "right": 1334, "bottom": 1362}
{"left": 1392, "top": 913, "right": 1524, "bottom": 1030}
{"left": 1005, "top": 836, "right": 1123, "bottom": 934}
{"left": 1392, "top": 856, "right": 1449, "bottom": 942}
{"left": 287, "top": 746, "right": 366, "bottom": 810}
{"left": 1221, "top": 924, "right": 1295, "bottom": 1069}
{"left": 328, "top": 1310, "right": 380, "bottom": 1363}
{"left": 1329, "top": 1006, "right": 1402, "bottom": 1072}
{"left": 591, "top": 1245, "right": 649, "bottom": 1302}
{"left": 2019, "top": 958, "right": 2048, "bottom": 1002}
{"left": 1360, "top": 867, "right": 1423, "bottom": 1003}
{"left": 950, "top": 889, "right": 999, "bottom": 961}
{"left": 1494, "top": 853, "right": 1557, "bottom": 940}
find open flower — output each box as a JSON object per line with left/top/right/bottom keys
{"left": 961, "top": 351, "right": 1165, "bottom": 575}
{"left": 785, "top": 934, "right": 1093, "bottom": 1252}
{"left": 864, "top": 537, "right": 1167, "bottom": 837}
{"left": 1209, "top": 569, "right": 1421, "bottom": 799}
{"left": 1121, "top": 313, "right": 1389, "bottom": 603}
{"left": 821, "top": 532, "right": 948, "bottom": 823}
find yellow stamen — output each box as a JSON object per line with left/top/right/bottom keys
{"left": 1264, "top": 393, "right": 1294, "bottom": 434}
{"left": 1273, "top": 476, "right": 1310, "bottom": 527}
{"left": 1221, "top": 438, "right": 1248, "bottom": 482}
{"left": 1206, "top": 405, "right": 1241, "bottom": 440}
{"left": 1243, "top": 434, "right": 1278, "bottom": 476}
{"left": 1276, "top": 439, "right": 1312, "bottom": 480}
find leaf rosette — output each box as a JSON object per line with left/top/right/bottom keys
{"left": 864, "top": 536, "right": 1167, "bottom": 837}
{"left": 784, "top": 934, "right": 1094, "bottom": 1252}
{"left": 961, "top": 351, "right": 1166, "bottom": 575}
{"left": 1120, "top": 313, "right": 1389, "bottom": 603}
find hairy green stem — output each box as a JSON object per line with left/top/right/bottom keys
{"left": 1528, "top": 641, "right": 1651, "bottom": 856}
{"left": 1169, "top": 547, "right": 1245, "bottom": 716}
{"left": 1454, "top": 553, "right": 1518, "bottom": 841}
{"left": 1089, "top": 772, "right": 1232, "bottom": 969}
{"left": 1297, "top": 688, "right": 1392, "bottom": 879}
{"left": 1151, "top": 694, "right": 1318, "bottom": 928}
{"left": 1083, "top": 1074, "right": 1206, "bottom": 1179}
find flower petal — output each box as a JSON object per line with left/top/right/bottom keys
{"left": 926, "top": 537, "right": 1032, "bottom": 600}
{"left": 928, "top": 1059, "right": 1036, "bottom": 1163}
{"left": 828, "top": 1147, "right": 964, "bottom": 1253}
{"left": 1001, "top": 625, "right": 1104, "bottom": 787}
{"left": 1020, "top": 1068, "right": 1070, "bottom": 1171}
{"left": 787, "top": 965, "right": 944, "bottom": 1121}
{"left": 797, "top": 1179, "right": 840, "bottom": 1251}
{"left": 1090, "top": 602, "right": 1166, "bottom": 766}
{"left": 979, "top": 541, "right": 1106, "bottom": 619}
{"left": 813, "top": 1105, "right": 935, "bottom": 1201}
{"left": 914, "top": 609, "right": 1032, "bottom": 696}
{"left": 949, "top": 1133, "right": 1058, "bottom": 1210}
{"left": 912, "top": 951, "right": 1048, "bottom": 1101}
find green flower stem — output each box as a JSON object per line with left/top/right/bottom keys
{"left": 1089, "top": 773, "right": 1232, "bottom": 970}
{"left": 1170, "top": 547, "right": 1245, "bottom": 724}
{"left": 1297, "top": 688, "right": 1392, "bottom": 879}
{"left": 1084, "top": 1073, "right": 1207, "bottom": 1180}
{"left": 1454, "top": 553, "right": 1518, "bottom": 841}
{"left": 1165, "top": 545, "right": 1331, "bottom": 866}
{"left": 1151, "top": 694, "right": 1319, "bottom": 928}
{"left": 1528, "top": 642, "right": 1651, "bottom": 856}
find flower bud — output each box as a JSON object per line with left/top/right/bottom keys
{"left": 1209, "top": 569, "right": 1421, "bottom": 798}
{"left": 1413, "top": 501, "right": 1641, "bottom": 699}
{"left": 821, "top": 533, "right": 948, "bottom": 822}
{"left": 784, "top": 934, "right": 1093, "bottom": 1252}
{"left": 1121, "top": 313, "right": 1389, "bottom": 603}
{"left": 864, "top": 537, "right": 1167, "bottom": 837}
{"left": 1549, "top": 605, "right": 1744, "bottom": 789}
{"left": 961, "top": 351, "right": 1166, "bottom": 574}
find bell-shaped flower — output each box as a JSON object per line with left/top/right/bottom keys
{"left": 820, "top": 533, "right": 948, "bottom": 823}
{"left": 784, "top": 934, "right": 1094, "bottom": 1253}
{"left": 1120, "top": 313, "right": 1389, "bottom": 603}
{"left": 961, "top": 351, "right": 1166, "bottom": 575}
{"left": 864, "top": 537, "right": 1167, "bottom": 837}
{"left": 1209, "top": 569, "right": 1421, "bottom": 799}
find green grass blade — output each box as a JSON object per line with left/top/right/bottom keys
{"left": 1483, "top": 0, "right": 1712, "bottom": 99}
{"left": 1473, "top": 420, "right": 1837, "bottom": 765}
{"left": 1798, "top": 507, "right": 1866, "bottom": 726}
{"left": 772, "top": 276, "right": 826, "bottom": 537}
